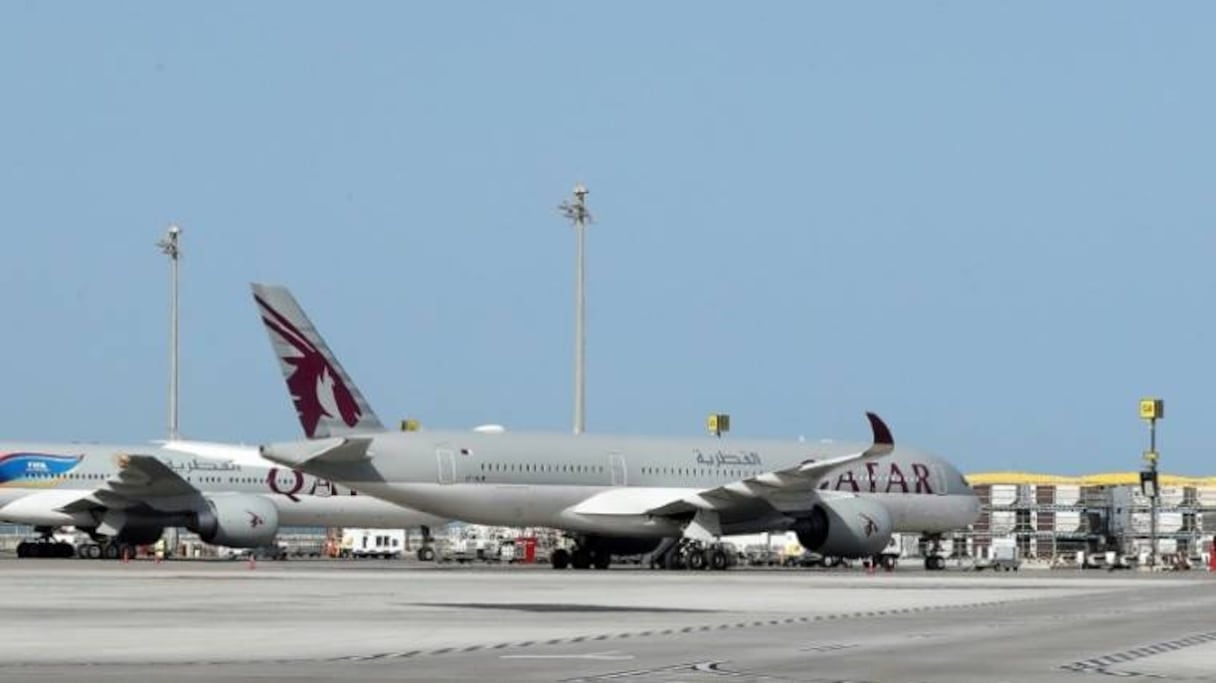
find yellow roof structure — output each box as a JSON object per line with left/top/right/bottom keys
{"left": 967, "top": 471, "right": 1216, "bottom": 487}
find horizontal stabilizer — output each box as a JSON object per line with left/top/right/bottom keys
{"left": 161, "top": 440, "right": 267, "bottom": 468}
{"left": 261, "top": 437, "right": 373, "bottom": 468}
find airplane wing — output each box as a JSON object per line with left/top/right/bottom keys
{"left": 56, "top": 454, "right": 205, "bottom": 515}
{"left": 574, "top": 413, "right": 894, "bottom": 520}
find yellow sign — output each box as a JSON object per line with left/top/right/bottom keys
{"left": 400, "top": 418, "right": 421, "bottom": 432}
{"left": 707, "top": 413, "right": 730, "bottom": 436}
{"left": 1143, "top": 450, "right": 1159, "bottom": 463}
{"left": 1139, "top": 398, "right": 1163, "bottom": 421}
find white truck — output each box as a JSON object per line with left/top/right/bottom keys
{"left": 339, "top": 529, "right": 405, "bottom": 559}
{"left": 975, "top": 540, "right": 1021, "bottom": 571}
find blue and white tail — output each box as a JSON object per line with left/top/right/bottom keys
{"left": 251, "top": 283, "right": 384, "bottom": 439}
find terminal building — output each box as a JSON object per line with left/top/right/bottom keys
{"left": 964, "top": 472, "right": 1216, "bottom": 565}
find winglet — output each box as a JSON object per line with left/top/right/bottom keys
{"left": 865, "top": 412, "right": 893, "bottom": 450}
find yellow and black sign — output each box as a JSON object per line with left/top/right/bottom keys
{"left": 1139, "top": 398, "right": 1164, "bottom": 421}
{"left": 707, "top": 413, "right": 731, "bottom": 437}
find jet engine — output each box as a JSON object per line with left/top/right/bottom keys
{"left": 591, "top": 536, "right": 662, "bottom": 556}
{"left": 190, "top": 495, "right": 280, "bottom": 548}
{"left": 792, "top": 496, "right": 892, "bottom": 558}
{"left": 116, "top": 525, "right": 165, "bottom": 546}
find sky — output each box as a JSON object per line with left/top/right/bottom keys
{"left": 1, "top": 3, "right": 1212, "bottom": 475}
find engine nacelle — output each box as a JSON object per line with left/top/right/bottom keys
{"left": 116, "top": 525, "right": 165, "bottom": 546}
{"left": 190, "top": 495, "right": 280, "bottom": 548}
{"left": 792, "top": 496, "right": 893, "bottom": 558}
{"left": 588, "top": 536, "right": 662, "bottom": 556}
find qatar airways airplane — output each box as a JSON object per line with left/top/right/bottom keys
{"left": 241, "top": 284, "right": 980, "bottom": 571}
{"left": 0, "top": 429, "right": 448, "bottom": 558}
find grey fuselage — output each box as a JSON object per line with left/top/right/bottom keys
{"left": 287, "top": 430, "right": 981, "bottom": 539}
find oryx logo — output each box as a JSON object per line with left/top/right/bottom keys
{"left": 247, "top": 511, "right": 266, "bottom": 529}
{"left": 255, "top": 294, "right": 362, "bottom": 438}
{"left": 859, "top": 513, "right": 879, "bottom": 538}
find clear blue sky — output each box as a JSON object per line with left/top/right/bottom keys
{"left": 1, "top": 3, "right": 1212, "bottom": 475}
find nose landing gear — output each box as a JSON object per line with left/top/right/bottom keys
{"left": 921, "top": 534, "right": 947, "bottom": 571}
{"left": 550, "top": 539, "right": 613, "bottom": 570}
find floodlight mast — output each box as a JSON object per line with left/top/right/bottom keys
{"left": 157, "top": 224, "right": 182, "bottom": 441}
{"left": 559, "top": 184, "right": 592, "bottom": 435}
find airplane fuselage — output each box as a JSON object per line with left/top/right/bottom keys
{"left": 0, "top": 442, "right": 447, "bottom": 531}
{"left": 291, "top": 430, "right": 981, "bottom": 539}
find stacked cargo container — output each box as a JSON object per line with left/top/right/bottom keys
{"left": 964, "top": 473, "right": 1216, "bottom": 564}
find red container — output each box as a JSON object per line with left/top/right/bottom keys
{"left": 520, "top": 537, "right": 537, "bottom": 564}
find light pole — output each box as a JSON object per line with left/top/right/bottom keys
{"left": 1139, "top": 398, "right": 1164, "bottom": 568}
{"left": 157, "top": 224, "right": 182, "bottom": 441}
{"left": 559, "top": 184, "right": 592, "bottom": 435}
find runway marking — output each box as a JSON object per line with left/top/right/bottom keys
{"left": 1061, "top": 630, "right": 1216, "bottom": 677}
{"left": 0, "top": 597, "right": 1035, "bottom": 670}
{"left": 800, "top": 643, "right": 858, "bottom": 653}
{"left": 564, "top": 659, "right": 818, "bottom": 681}
{"left": 561, "top": 661, "right": 712, "bottom": 681}
{"left": 502, "top": 651, "right": 635, "bottom": 661}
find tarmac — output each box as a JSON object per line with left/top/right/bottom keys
{"left": 2, "top": 558, "right": 1214, "bottom": 682}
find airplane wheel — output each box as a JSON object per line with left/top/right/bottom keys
{"left": 571, "top": 549, "right": 592, "bottom": 570}
{"left": 932, "top": 556, "right": 946, "bottom": 571}
{"left": 882, "top": 555, "right": 897, "bottom": 571}
{"left": 417, "top": 547, "right": 435, "bottom": 562}
{"left": 709, "top": 548, "right": 729, "bottom": 571}
{"left": 85, "top": 544, "right": 102, "bottom": 560}
{"left": 663, "top": 548, "right": 684, "bottom": 570}
{"left": 16, "top": 542, "right": 29, "bottom": 558}
{"left": 102, "top": 543, "right": 121, "bottom": 560}
{"left": 687, "top": 549, "right": 708, "bottom": 571}
{"left": 592, "top": 550, "right": 611, "bottom": 570}
{"left": 551, "top": 548, "right": 571, "bottom": 569}
{"left": 57, "top": 543, "right": 74, "bottom": 558}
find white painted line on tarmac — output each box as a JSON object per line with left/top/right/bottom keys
{"left": 501, "top": 651, "right": 635, "bottom": 661}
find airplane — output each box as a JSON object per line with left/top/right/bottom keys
{"left": 0, "top": 442, "right": 449, "bottom": 560}
{"left": 244, "top": 284, "right": 982, "bottom": 571}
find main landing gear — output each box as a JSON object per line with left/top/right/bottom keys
{"left": 650, "top": 539, "right": 734, "bottom": 571}
{"left": 15, "top": 527, "right": 74, "bottom": 559}
{"left": 75, "top": 540, "right": 137, "bottom": 561}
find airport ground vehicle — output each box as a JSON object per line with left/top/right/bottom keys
{"left": 744, "top": 544, "right": 784, "bottom": 566}
{"left": 975, "top": 542, "right": 1021, "bottom": 571}
{"left": 339, "top": 528, "right": 405, "bottom": 559}
{"left": 219, "top": 544, "right": 288, "bottom": 561}
{"left": 785, "top": 551, "right": 852, "bottom": 568}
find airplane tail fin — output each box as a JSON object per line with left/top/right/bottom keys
{"left": 251, "top": 283, "right": 384, "bottom": 439}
